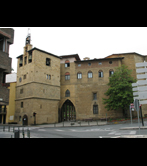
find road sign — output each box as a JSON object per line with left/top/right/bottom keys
{"left": 136, "top": 68, "right": 147, "bottom": 73}
{"left": 132, "top": 86, "right": 147, "bottom": 92}
{"left": 138, "top": 92, "right": 147, "bottom": 99}
{"left": 137, "top": 74, "right": 147, "bottom": 79}
{"left": 137, "top": 80, "right": 147, "bottom": 85}
{"left": 139, "top": 100, "right": 147, "bottom": 104}
{"left": 136, "top": 62, "right": 147, "bottom": 67}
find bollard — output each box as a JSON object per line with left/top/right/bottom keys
{"left": 97, "top": 120, "right": 98, "bottom": 126}
{"left": 22, "top": 130, "right": 25, "bottom": 138}
{"left": 63, "top": 121, "right": 64, "bottom": 127}
{"left": 3, "top": 126, "right": 5, "bottom": 132}
{"left": 54, "top": 123, "right": 56, "bottom": 127}
{"left": 8, "top": 126, "right": 10, "bottom": 132}
{"left": 27, "top": 128, "right": 30, "bottom": 138}
{"left": 13, "top": 126, "right": 14, "bottom": 132}
{"left": 88, "top": 121, "right": 90, "bottom": 126}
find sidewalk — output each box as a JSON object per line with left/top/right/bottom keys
{"left": 120, "top": 126, "right": 147, "bottom": 130}
{"left": 34, "top": 121, "right": 107, "bottom": 128}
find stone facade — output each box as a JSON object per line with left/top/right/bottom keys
{"left": 15, "top": 35, "right": 61, "bottom": 125}
{"left": 14, "top": 35, "right": 147, "bottom": 125}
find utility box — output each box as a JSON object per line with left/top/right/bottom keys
{"left": 14, "top": 130, "right": 20, "bottom": 138}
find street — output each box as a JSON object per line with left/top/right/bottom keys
{"left": 1, "top": 121, "right": 147, "bottom": 138}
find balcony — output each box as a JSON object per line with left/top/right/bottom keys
{"left": 0, "top": 50, "right": 11, "bottom": 73}
{"left": 0, "top": 83, "right": 10, "bottom": 88}
{"left": 0, "top": 108, "right": 7, "bottom": 114}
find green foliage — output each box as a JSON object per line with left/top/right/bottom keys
{"left": 103, "top": 65, "right": 136, "bottom": 114}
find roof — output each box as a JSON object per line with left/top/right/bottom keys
{"left": 75, "top": 57, "right": 124, "bottom": 63}
{"left": 16, "top": 54, "right": 23, "bottom": 59}
{"left": 27, "top": 47, "right": 62, "bottom": 59}
{"left": 60, "top": 54, "right": 81, "bottom": 61}
{"left": 105, "top": 52, "right": 146, "bottom": 58}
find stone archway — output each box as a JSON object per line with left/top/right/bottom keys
{"left": 59, "top": 100, "right": 76, "bottom": 122}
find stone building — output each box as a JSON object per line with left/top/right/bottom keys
{"left": 15, "top": 34, "right": 61, "bottom": 125}
{"left": 0, "top": 28, "right": 14, "bottom": 124}
{"left": 14, "top": 34, "right": 147, "bottom": 125}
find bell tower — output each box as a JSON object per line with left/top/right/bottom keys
{"left": 24, "top": 28, "right": 32, "bottom": 55}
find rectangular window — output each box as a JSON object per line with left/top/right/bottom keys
{"left": 28, "top": 52, "right": 32, "bottom": 63}
{"left": 46, "top": 58, "right": 51, "bottom": 66}
{"left": 88, "top": 72, "right": 93, "bottom": 78}
{"left": 24, "top": 56, "right": 27, "bottom": 65}
{"left": 20, "top": 89, "right": 23, "bottom": 94}
{"left": 23, "top": 75, "right": 26, "bottom": 79}
{"left": 93, "top": 93, "right": 97, "bottom": 100}
{"left": 77, "top": 73, "right": 82, "bottom": 79}
{"left": 21, "top": 102, "right": 23, "bottom": 108}
{"left": 78, "top": 64, "right": 81, "bottom": 67}
{"left": 88, "top": 63, "right": 91, "bottom": 66}
{"left": 93, "top": 105, "right": 98, "bottom": 114}
{"left": 65, "top": 75, "right": 70, "bottom": 80}
{"left": 49, "top": 75, "right": 51, "bottom": 80}
{"left": 65, "top": 63, "right": 70, "bottom": 67}
{"left": 99, "top": 71, "right": 103, "bottom": 78}
{"left": 19, "top": 56, "right": 23, "bottom": 67}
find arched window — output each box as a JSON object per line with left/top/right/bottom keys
{"left": 109, "top": 69, "right": 114, "bottom": 77}
{"left": 98, "top": 70, "right": 103, "bottom": 78}
{"left": 65, "top": 72, "right": 70, "bottom": 80}
{"left": 77, "top": 72, "right": 82, "bottom": 79}
{"left": 93, "top": 104, "right": 98, "bottom": 114}
{"left": 65, "top": 60, "right": 70, "bottom": 67}
{"left": 65, "top": 90, "right": 70, "bottom": 97}
{"left": 88, "top": 71, "right": 93, "bottom": 78}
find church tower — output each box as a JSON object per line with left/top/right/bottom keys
{"left": 15, "top": 30, "right": 61, "bottom": 125}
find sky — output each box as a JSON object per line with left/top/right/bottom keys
{"left": 7, "top": 27, "right": 147, "bottom": 72}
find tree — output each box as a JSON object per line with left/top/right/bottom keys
{"left": 103, "top": 65, "right": 136, "bottom": 117}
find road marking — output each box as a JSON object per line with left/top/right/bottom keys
{"left": 38, "top": 129, "right": 46, "bottom": 131}
{"left": 130, "top": 131, "right": 136, "bottom": 134}
{"left": 56, "top": 129, "right": 63, "bottom": 132}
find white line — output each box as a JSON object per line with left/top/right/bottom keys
{"left": 130, "top": 131, "right": 136, "bottom": 134}
{"left": 56, "top": 129, "right": 63, "bottom": 132}
{"left": 38, "top": 129, "right": 46, "bottom": 131}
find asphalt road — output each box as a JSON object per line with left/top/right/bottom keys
{"left": 1, "top": 121, "right": 147, "bottom": 138}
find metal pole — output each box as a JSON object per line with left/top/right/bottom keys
{"left": 137, "top": 100, "right": 140, "bottom": 135}
{"left": 130, "top": 105, "right": 132, "bottom": 126}
{"left": 140, "top": 106, "right": 144, "bottom": 126}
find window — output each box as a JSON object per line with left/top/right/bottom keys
{"left": 19, "top": 77, "right": 22, "bottom": 82}
{"left": 24, "top": 56, "right": 27, "bottom": 65}
{"left": 19, "top": 116, "right": 22, "bottom": 121}
{"left": 65, "top": 60, "right": 70, "bottom": 67}
{"left": 20, "top": 89, "right": 23, "bottom": 94}
{"left": 98, "top": 62, "right": 102, "bottom": 65}
{"left": 77, "top": 72, "right": 82, "bottom": 79}
{"left": 88, "top": 63, "right": 91, "bottom": 66}
{"left": 28, "top": 52, "right": 32, "bottom": 63}
{"left": 93, "top": 93, "right": 97, "bottom": 100}
{"left": 65, "top": 90, "right": 70, "bottom": 97}
{"left": 21, "top": 102, "right": 23, "bottom": 108}
{"left": 65, "top": 72, "right": 70, "bottom": 80}
{"left": 19, "top": 56, "right": 23, "bottom": 67}
{"left": 46, "top": 58, "right": 51, "bottom": 66}
{"left": 109, "top": 69, "right": 114, "bottom": 77}
{"left": 88, "top": 71, "right": 93, "bottom": 78}
{"left": 93, "top": 105, "right": 98, "bottom": 114}
{"left": 78, "top": 64, "right": 81, "bottom": 67}
{"left": 109, "top": 61, "right": 112, "bottom": 64}
{"left": 98, "top": 70, "right": 103, "bottom": 78}
{"left": 46, "top": 74, "right": 51, "bottom": 80}
{"left": 23, "top": 75, "right": 26, "bottom": 79}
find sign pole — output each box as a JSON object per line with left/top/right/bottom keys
{"left": 130, "top": 105, "right": 132, "bottom": 126}
{"left": 137, "top": 100, "right": 140, "bottom": 135}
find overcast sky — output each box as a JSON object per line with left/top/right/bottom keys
{"left": 7, "top": 27, "right": 147, "bottom": 72}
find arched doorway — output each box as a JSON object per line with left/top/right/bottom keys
{"left": 59, "top": 100, "right": 76, "bottom": 122}
{"left": 23, "top": 114, "right": 28, "bottom": 126}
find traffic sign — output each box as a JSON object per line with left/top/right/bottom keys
{"left": 136, "top": 68, "right": 147, "bottom": 73}
{"left": 137, "top": 74, "right": 147, "bottom": 79}
{"left": 136, "top": 62, "right": 147, "bottom": 67}
{"left": 138, "top": 92, "right": 147, "bottom": 99}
